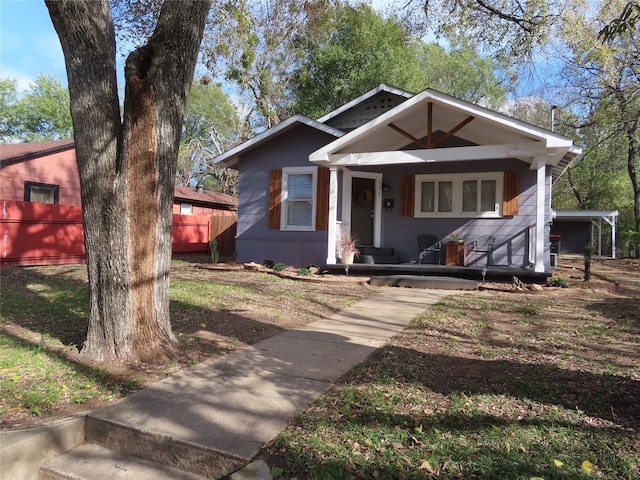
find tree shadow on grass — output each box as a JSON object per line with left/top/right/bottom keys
{"left": 356, "top": 346, "right": 640, "bottom": 431}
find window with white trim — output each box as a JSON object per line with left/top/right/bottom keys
{"left": 281, "top": 166, "right": 317, "bottom": 230}
{"left": 180, "top": 203, "right": 193, "bottom": 215}
{"left": 415, "top": 173, "right": 502, "bottom": 217}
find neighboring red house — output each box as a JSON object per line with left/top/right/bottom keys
{"left": 0, "top": 140, "right": 237, "bottom": 265}
{"left": 173, "top": 185, "right": 237, "bottom": 217}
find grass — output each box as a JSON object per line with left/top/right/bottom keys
{"left": 0, "top": 257, "right": 372, "bottom": 426}
{"left": 265, "top": 289, "right": 640, "bottom": 479}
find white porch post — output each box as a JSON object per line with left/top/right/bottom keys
{"left": 326, "top": 167, "right": 338, "bottom": 264}
{"left": 534, "top": 156, "right": 546, "bottom": 272}
{"left": 611, "top": 214, "right": 617, "bottom": 258}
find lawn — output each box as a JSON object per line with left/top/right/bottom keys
{"left": 0, "top": 257, "right": 373, "bottom": 428}
{"left": 263, "top": 273, "right": 640, "bottom": 479}
{"left": 1, "top": 257, "right": 639, "bottom": 480}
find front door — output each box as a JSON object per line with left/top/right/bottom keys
{"left": 351, "top": 177, "right": 375, "bottom": 246}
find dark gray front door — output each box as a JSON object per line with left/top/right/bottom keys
{"left": 351, "top": 177, "right": 375, "bottom": 246}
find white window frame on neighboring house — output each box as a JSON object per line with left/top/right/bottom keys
{"left": 415, "top": 172, "right": 503, "bottom": 218}
{"left": 180, "top": 203, "right": 193, "bottom": 215}
{"left": 281, "top": 166, "right": 317, "bottom": 231}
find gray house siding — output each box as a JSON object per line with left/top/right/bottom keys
{"left": 235, "top": 125, "right": 338, "bottom": 267}
{"left": 349, "top": 159, "right": 549, "bottom": 268}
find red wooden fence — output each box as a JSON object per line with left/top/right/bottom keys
{"left": 1, "top": 200, "right": 218, "bottom": 266}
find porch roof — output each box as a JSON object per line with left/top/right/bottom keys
{"left": 310, "top": 89, "right": 582, "bottom": 180}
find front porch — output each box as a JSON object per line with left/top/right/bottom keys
{"left": 325, "top": 261, "right": 551, "bottom": 283}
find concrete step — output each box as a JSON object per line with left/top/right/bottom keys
{"left": 39, "top": 443, "right": 205, "bottom": 480}
{"left": 83, "top": 414, "right": 246, "bottom": 479}
{"left": 370, "top": 275, "right": 478, "bottom": 290}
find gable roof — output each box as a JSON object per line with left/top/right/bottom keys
{"left": 174, "top": 185, "right": 237, "bottom": 210}
{"left": 317, "top": 83, "right": 414, "bottom": 126}
{"left": 213, "top": 115, "right": 344, "bottom": 168}
{"left": 310, "top": 88, "right": 582, "bottom": 179}
{"left": 0, "top": 139, "right": 75, "bottom": 167}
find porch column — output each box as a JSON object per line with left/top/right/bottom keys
{"left": 326, "top": 166, "right": 338, "bottom": 264}
{"left": 611, "top": 214, "right": 617, "bottom": 258}
{"left": 534, "top": 156, "right": 546, "bottom": 272}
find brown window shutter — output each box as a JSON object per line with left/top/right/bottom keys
{"left": 503, "top": 171, "right": 519, "bottom": 216}
{"left": 400, "top": 175, "right": 415, "bottom": 216}
{"left": 316, "top": 167, "right": 330, "bottom": 230}
{"left": 268, "top": 169, "right": 282, "bottom": 229}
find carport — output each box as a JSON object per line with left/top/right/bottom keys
{"left": 551, "top": 210, "right": 619, "bottom": 258}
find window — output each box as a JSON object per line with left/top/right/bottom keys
{"left": 415, "top": 173, "right": 502, "bottom": 218}
{"left": 24, "top": 181, "right": 59, "bottom": 204}
{"left": 281, "top": 167, "right": 317, "bottom": 230}
{"left": 180, "top": 203, "right": 193, "bottom": 215}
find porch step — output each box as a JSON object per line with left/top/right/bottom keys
{"left": 356, "top": 247, "right": 399, "bottom": 265}
{"left": 39, "top": 443, "right": 203, "bottom": 480}
{"left": 370, "top": 275, "right": 478, "bottom": 290}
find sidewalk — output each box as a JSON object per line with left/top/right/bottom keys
{"left": 28, "top": 287, "right": 452, "bottom": 480}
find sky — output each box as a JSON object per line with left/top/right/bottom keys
{"left": 0, "top": 0, "right": 68, "bottom": 91}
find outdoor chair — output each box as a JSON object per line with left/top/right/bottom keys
{"left": 418, "top": 234, "right": 442, "bottom": 264}
{"left": 467, "top": 235, "right": 495, "bottom": 266}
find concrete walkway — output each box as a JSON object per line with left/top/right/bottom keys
{"left": 30, "top": 287, "right": 452, "bottom": 480}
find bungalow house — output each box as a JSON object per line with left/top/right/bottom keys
{"left": 214, "top": 85, "right": 582, "bottom": 277}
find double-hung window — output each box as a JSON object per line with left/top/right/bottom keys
{"left": 415, "top": 173, "right": 502, "bottom": 218}
{"left": 281, "top": 167, "right": 317, "bottom": 230}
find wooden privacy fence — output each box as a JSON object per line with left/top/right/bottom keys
{"left": 209, "top": 213, "right": 237, "bottom": 256}
{"left": 1, "top": 200, "right": 237, "bottom": 266}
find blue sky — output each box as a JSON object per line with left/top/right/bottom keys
{"left": 0, "top": 0, "right": 68, "bottom": 90}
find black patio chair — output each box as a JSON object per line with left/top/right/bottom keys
{"left": 467, "top": 235, "right": 495, "bottom": 266}
{"left": 418, "top": 234, "right": 442, "bottom": 264}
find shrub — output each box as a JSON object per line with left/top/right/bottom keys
{"left": 209, "top": 239, "right": 219, "bottom": 264}
{"left": 273, "top": 263, "right": 287, "bottom": 272}
{"left": 263, "top": 260, "right": 275, "bottom": 268}
{"left": 550, "top": 277, "right": 570, "bottom": 288}
{"left": 298, "top": 267, "right": 312, "bottom": 276}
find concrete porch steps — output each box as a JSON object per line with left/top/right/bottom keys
{"left": 39, "top": 442, "right": 203, "bottom": 480}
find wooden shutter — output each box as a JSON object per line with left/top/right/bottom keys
{"left": 268, "top": 169, "right": 282, "bottom": 229}
{"left": 400, "top": 175, "right": 415, "bottom": 216}
{"left": 503, "top": 171, "right": 519, "bottom": 216}
{"left": 315, "top": 167, "right": 329, "bottom": 230}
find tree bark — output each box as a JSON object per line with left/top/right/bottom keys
{"left": 46, "top": 0, "right": 211, "bottom": 363}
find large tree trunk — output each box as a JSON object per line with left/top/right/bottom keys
{"left": 46, "top": 0, "right": 211, "bottom": 363}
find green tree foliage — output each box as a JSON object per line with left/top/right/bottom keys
{"left": 291, "top": 3, "right": 510, "bottom": 118}
{"left": 0, "top": 74, "right": 73, "bottom": 142}
{"left": 292, "top": 3, "right": 424, "bottom": 119}
{"left": 599, "top": 1, "right": 640, "bottom": 40}
{"left": 414, "top": 42, "right": 510, "bottom": 108}
{"left": 202, "top": 0, "right": 326, "bottom": 135}
{"left": 420, "top": 0, "right": 574, "bottom": 61}
{"left": 556, "top": 0, "right": 640, "bottom": 253}
{"left": 176, "top": 76, "right": 239, "bottom": 194}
